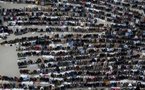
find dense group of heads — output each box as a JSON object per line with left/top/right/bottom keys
{"left": 0, "top": 0, "right": 145, "bottom": 90}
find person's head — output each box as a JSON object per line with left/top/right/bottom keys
{"left": 137, "top": 82, "right": 141, "bottom": 87}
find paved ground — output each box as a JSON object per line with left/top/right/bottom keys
{"left": 0, "top": 45, "right": 20, "bottom": 77}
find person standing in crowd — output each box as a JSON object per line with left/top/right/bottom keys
{"left": 135, "top": 82, "right": 141, "bottom": 90}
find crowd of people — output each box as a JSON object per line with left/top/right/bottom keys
{"left": 0, "top": 0, "right": 36, "bottom": 4}
{"left": 0, "top": 0, "right": 145, "bottom": 90}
